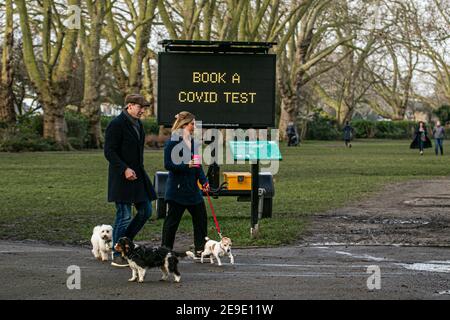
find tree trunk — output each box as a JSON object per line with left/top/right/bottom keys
{"left": 83, "top": 83, "right": 103, "bottom": 148}
{"left": 82, "top": 52, "right": 103, "bottom": 148}
{"left": 87, "top": 117, "right": 102, "bottom": 148}
{"left": 42, "top": 99, "right": 68, "bottom": 148}
{"left": 82, "top": 0, "right": 105, "bottom": 148}
{"left": 300, "top": 119, "right": 308, "bottom": 140}
{"left": 278, "top": 97, "right": 298, "bottom": 140}
{"left": 142, "top": 55, "right": 155, "bottom": 117}
{"left": 339, "top": 101, "right": 352, "bottom": 125}
{"left": 0, "top": 0, "right": 15, "bottom": 124}
{"left": 83, "top": 92, "right": 103, "bottom": 148}
{"left": 391, "top": 109, "right": 405, "bottom": 121}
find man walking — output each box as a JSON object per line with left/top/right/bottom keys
{"left": 433, "top": 120, "right": 445, "bottom": 156}
{"left": 104, "top": 94, "right": 157, "bottom": 267}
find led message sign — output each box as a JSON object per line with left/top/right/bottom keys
{"left": 157, "top": 52, "right": 276, "bottom": 128}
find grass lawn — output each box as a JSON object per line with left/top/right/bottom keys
{"left": 1, "top": 139, "right": 450, "bottom": 247}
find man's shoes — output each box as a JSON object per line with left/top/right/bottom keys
{"left": 111, "top": 256, "right": 129, "bottom": 268}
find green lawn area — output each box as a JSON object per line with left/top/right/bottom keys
{"left": 1, "top": 139, "right": 449, "bottom": 247}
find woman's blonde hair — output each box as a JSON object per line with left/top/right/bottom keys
{"left": 171, "top": 111, "right": 195, "bottom": 132}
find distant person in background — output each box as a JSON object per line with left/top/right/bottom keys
{"left": 410, "top": 121, "right": 432, "bottom": 155}
{"left": 286, "top": 122, "right": 299, "bottom": 147}
{"left": 343, "top": 121, "right": 353, "bottom": 148}
{"left": 432, "top": 120, "right": 445, "bottom": 156}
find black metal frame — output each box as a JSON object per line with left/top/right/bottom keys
{"left": 159, "top": 40, "right": 276, "bottom": 54}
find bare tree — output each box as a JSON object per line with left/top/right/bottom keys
{"left": 16, "top": 0, "right": 81, "bottom": 148}
{"left": 415, "top": 0, "right": 450, "bottom": 105}
{"left": 0, "top": 0, "right": 15, "bottom": 124}
{"left": 79, "top": 0, "right": 107, "bottom": 148}
{"left": 104, "top": 0, "right": 158, "bottom": 97}
{"left": 78, "top": 0, "right": 158, "bottom": 148}
{"left": 367, "top": 4, "right": 420, "bottom": 120}
{"left": 156, "top": 0, "right": 307, "bottom": 138}
{"left": 277, "top": 0, "right": 354, "bottom": 137}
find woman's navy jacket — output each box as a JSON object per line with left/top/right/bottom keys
{"left": 164, "top": 134, "right": 208, "bottom": 205}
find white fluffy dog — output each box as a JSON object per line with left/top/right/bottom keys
{"left": 201, "top": 236, "right": 234, "bottom": 266}
{"left": 91, "top": 224, "right": 113, "bottom": 261}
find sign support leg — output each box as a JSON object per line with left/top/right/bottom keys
{"left": 250, "top": 159, "right": 260, "bottom": 237}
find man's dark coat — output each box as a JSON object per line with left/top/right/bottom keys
{"left": 104, "top": 112, "right": 157, "bottom": 203}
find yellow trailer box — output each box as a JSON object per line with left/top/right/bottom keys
{"left": 223, "top": 172, "right": 252, "bottom": 191}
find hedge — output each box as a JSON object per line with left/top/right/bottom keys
{"left": 1, "top": 112, "right": 160, "bottom": 151}
{"left": 305, "top": 113, "right": 340, "bottom": 140}
{"left": 304, "top": 115, "right": 424, "bottom": 141}
{"left": 351, "top": 120, "right": 417, "bottom": 139}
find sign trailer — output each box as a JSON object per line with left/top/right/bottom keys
{"left": 154, "top": 40, "right": 281, "bottom": 237}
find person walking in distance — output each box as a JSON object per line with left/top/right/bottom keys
{"left": 286, "top": 122, "right": 300, "bottom": 147}
{"left": 410, "top": 121, "right": 432, "bottom": 155}
{"left": 343, "top": 121, "right": 354, "bottom": 148}
{"left": 432, "top": 120, "right": 445, "bottom": 156}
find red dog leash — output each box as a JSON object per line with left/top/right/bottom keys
{"left": 205, "top": 189, "right": 222, "bottom": 239}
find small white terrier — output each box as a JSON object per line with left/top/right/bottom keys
{"left": 201, "top": 236, "right": 234, "bottom": 266}
{"left": 91, "top": 224, "right": 113, "bottom": 261}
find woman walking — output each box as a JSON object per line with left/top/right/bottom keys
{"left": 161, "top": 111, "right": 210, "bottom": 257}
{"left": 410, "top": 121, "right": 432, "bottom": 155}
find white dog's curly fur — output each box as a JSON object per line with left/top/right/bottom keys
{"left": 91, "top": 224, "right": 113, "bottom": 261}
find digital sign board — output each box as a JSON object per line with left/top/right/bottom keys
{"left": 157, "top": 52, "right": 276, "bottom": 128}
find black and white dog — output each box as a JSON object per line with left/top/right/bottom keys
{"left": 114, "top": 237, "right": 191, "bottom": 283}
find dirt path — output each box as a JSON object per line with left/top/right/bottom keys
{"left": 299, "top": 178, "right": 450, "bottom": 246}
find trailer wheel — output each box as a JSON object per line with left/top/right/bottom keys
{"left": 261, "top": 198, "right": 273, "bottom": 218}
{"left": 156, "top": 198, "right": 167, "bottom": 219}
